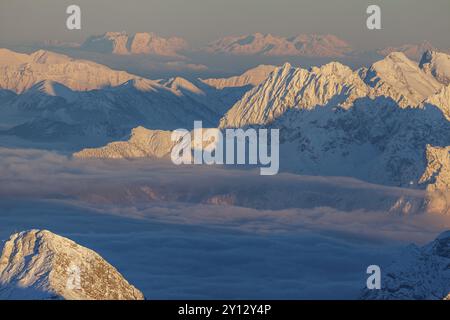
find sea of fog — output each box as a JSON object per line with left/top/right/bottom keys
{"left": 0, "top": 147, "right": 449, "bottom": 299}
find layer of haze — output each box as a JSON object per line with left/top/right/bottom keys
{"left": 1, "top": 0, "right": 449, "bottom": 49}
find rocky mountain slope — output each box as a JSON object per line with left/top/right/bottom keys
{"left": 205, "top": 33, "right": 352, "bottom": 57}
{"left": 361, "top": 230, "right": 450, "bottom": 300}
{"left": 0, "top": 230, "right": 144, "bottom": 300}
{"left": 81, "top": 32, "right": 188, "bottom": 57}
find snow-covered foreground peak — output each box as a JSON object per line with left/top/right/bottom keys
{"left": 0, "top": 49, "right": 138, "bottom": 93}
{"left": 81, "top": 32, "right": 188, "bottom": 57}
{"left": 361, "top": 230, "right": 450, "bottom": 300}
{"left": 0, "top": 230, "right": 144, "bottom": 300}
{"left": 420, "top": 50, "right": 450, "bottom": 85}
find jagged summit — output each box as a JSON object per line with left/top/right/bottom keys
{"left": 219, "top": 60, "right": 369, "bottom": 128}
{"left": 0, "top": 230, "right": 144, "bottom": 300}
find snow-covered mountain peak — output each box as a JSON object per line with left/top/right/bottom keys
{"left": 0, "top": 230, "right": 144, "bottom": 300}
{"left": 363, "top": 51, "right": 442, "bottom": 107}
{"left": 219, "top": 61, "right": 368, "bottom": 128}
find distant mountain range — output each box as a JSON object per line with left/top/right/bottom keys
{"left": 39, "top": 32, "right": 450, "bottom": 62}
{"left": 204, "top": 33, "right": 353, "bottom": 57}
{"left": 81, "top": 32, "right": 188, "bottom": 57}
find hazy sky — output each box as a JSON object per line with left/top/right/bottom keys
{"left": 1, "top": 0, "right": 449, "bottom": 49}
